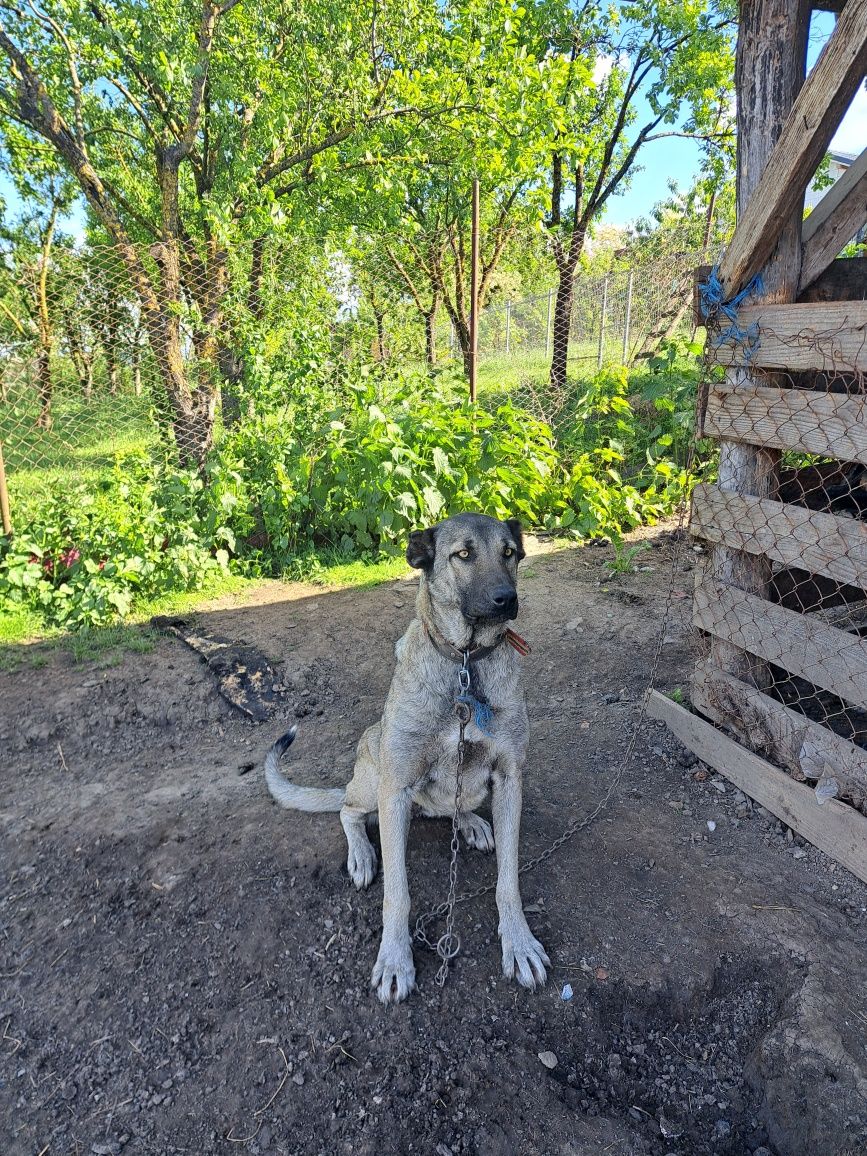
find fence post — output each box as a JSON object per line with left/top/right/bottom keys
{"left": 622, "top": 270, "right": 634, "bottom": 364}
{"left": 469, "top": 178, "right": 480, "bottom": 402}
{"left": 505, "top": 301, "right": 511, "bottom": 355}
{"left": 545, "top": 289, "right": 553, "bottom": 357}
{"left": 0, "top": 439, "right": 12, "bottom": 536}
{"left": 597, "top": 276, "right": 609, "bottom": 370}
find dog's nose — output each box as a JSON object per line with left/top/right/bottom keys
{"left": 491, "top": 587, "right": 518, "bottom": 617}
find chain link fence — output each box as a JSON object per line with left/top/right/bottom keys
{"left": 689, "top": 306, "right": 867, "bottom": 821}
{"left": 0, "top": 235, "right": 703, "bottom": 530}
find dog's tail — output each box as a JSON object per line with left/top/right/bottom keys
{"left": 264, "top": 727, "right": 346, "bottom": 813}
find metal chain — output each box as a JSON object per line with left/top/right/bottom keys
{"left": 414, "top": 443, "right": 698, "bottom": 979}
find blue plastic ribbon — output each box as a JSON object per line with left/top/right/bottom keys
{"left": 699, "top": 264, "right": 764, "bottom": 362}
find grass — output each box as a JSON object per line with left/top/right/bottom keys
{"left": 0, "top": 550, "right": 412, "bottom": 666}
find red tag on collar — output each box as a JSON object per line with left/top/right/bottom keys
{"left": 505, "top": 628, "right": 531, "bottom": 656}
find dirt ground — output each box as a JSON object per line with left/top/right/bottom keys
{"left": 2, "top": 530, "right": 866, "bottom": 1156}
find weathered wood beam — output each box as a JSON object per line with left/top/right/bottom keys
{"left": 646, "top": 689, "right": 867, "bottom": 885}
{"left": 703, "top": 381, "right": 867, "bottom": 465}
{"left": 812, "top": 0, "right": 847, "bottom": 11}
{"left": 718, "top": 0, "right": 867, "bottom": 298}
{"left": 709, "top": 299, "right": 867, "bottom": 371}
{"left": 690, "top": 485, "right": 867, "bottom": 591}
{"left": 800, "top": 146, "right": 867, "bottom": 290}
{"left": 694, "top": 577, "right": 867, "bottom": 710}
{"left": 691, "top": 660, "right": 867, "bottom": 809}
{"left": 709, "top": 0, "right": 811, "bottom": 687}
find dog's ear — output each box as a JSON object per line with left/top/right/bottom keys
{"left": 505, "top": 518, "right": 526, "bottom": 561}
{"left": 406, "top": 527, "right": 437, "bottom": 571}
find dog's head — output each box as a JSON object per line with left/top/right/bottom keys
{"left": 406, "top": 513, "right": 525, "bottom": 625}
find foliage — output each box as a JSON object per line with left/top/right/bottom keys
{"left": 1, "top": 354, "right": 701, "bottom": 631}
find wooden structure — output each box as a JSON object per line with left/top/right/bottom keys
{"left": 651, "top": 0, "right": 867, "bottom": 884}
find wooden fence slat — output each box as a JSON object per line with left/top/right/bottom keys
{"left": 708, "top": 300, "right": 867, "bottom": 372}
{"left": 690, "top": 485, "right": 867, "bottom": 591}
{"left": 693, "top": 577, "right": 867, "bottom": 710}
{"left": 691, "top": 660, "right": 867, "bottom": 808}
{"left": 695, "top": 259, "right": 867, "bottom": 327}
{"left": 717, "top": 0, "right": 867, "bottom": 297}
{"left": 646, "top": 690, "right": 867, "bottom": 886}
{"left": 800, "top": 145, "right": 867, "bottom": 291}
{"left": 703, "top": 382, "right": 867, "bottom": 466}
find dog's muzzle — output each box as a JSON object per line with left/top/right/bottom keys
{"left": 468, "top": 587, "right": 518, "bottom": 623}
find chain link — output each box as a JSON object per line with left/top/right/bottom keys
{"left": 414, "top": 458, "right": 696, "bottom": 982}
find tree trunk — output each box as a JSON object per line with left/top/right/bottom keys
{"left": 34, "top": 205, "right": 58, "bottom": 429}
{"left": 373, "top": 308, "right": 387, "bottom": 361}
{"left": 424, "top": 298, "right": 439, "bottom": 366}
{"left": 708, "top": 0, "right": 810, "bottom": 684}
{"left": 548, "top": 275, "right": 575, "bottom": 392}
{"left": 35, "top": 347, "right": 53, "bottom": 429}
{"left": 218, "top": 346, "right": 243, "bottom": 428}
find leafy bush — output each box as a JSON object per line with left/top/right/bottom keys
{"left": 0, "top": 457, "right": 232, "bottom": 629}
{"left": 2, "top": 357, "right": 698, "bottom": 631}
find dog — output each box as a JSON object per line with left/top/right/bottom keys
{"left": 264, "top": 512, "right": 549, "bottom": 1003}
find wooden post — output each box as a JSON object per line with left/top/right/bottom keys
{"left": 469, "top": 178, "right": 480, "bottom": 403}
{"left": 0, "top": 438, "right": 11, "bottom": 536}
{"left": 622, "top": 271, "right": 634, "bottom": 364}
{"left": 597, "top": 276, "right": 609, "bottom": 370}
{"left": 545, "top": 289, "right": 553, "bottom": 357}
{"left": 708, "top": 0, "right": 811, "bottom": 685}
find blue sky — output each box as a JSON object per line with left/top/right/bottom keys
{"left": 604, "top": 10, "right": 866, "bottom": 225}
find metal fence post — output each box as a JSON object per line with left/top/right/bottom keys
{"left": 597, "top": 276, "right": 609, "bottom": 371}
{"left": 469, "top": 178, "right": 480, "bottom": 402}
{"left": 505, "top": 301, "right": 511, "bottom": 355}
{"left": 622, "top": 270, "right": 634, "bottom": 364}
{"left": 545, "top": 289, "right": 553, "bottom": 357}
{"left": 0, "top": 439, "right": 12, "bottom": 536}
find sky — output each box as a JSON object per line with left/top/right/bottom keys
{"left": 603, "top": 10, "right": 867, "bottom": 225}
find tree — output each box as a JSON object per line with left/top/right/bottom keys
{"left": 0, "top": 0, "right": 447, "bottom": 462}
{"left": 539, "top": 0, "right": 736, "bottom": 389}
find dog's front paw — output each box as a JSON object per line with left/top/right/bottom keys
{"left": 347, "top": 840, "right": 377, "bottom": 890}
{"left": 459, "top": 811, "right": 495, "bottom": 853}
{"left": 500, "top": 919, "right": 550, "bottom": 990}
{"left": 371, "top": 939, "right": 416, "bottom": 1004}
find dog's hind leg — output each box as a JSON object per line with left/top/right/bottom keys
{"left": 458, "top": 811, "right": 495, "bottom": 852}
{"left": 340, "top": 805, "right": 377, "bottom": 889}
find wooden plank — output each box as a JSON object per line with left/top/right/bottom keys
{"left": 710, "top": 300, "right": 867, "bottom": 372}
{"left": 696, "top": 258, "right": 867, "bottom": 326}
{"left": 717, "top": 0, "right": 867, "bottom": 298}
{"left": 691, "top": 661, "right": 867, "bottom": 809}
{"left": 801, "top": 146, "right": 867, "bottom": 290}
{"left": 694, "top": 577, "right": 867, "bottom": 710}
{"left": 703, "top": 381, "right": 867, "bottom": 465}
{"left": 646, "top": 689, "right": 867, "bottom": 885}
{"left": 690, "top": 485, "right": 867, "bottom": 590}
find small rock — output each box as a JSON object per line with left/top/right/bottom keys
{"left": 292, "top": 1073, "right": 304, "bottom": 1086}
{"left": 561, "top": 984, "right": 573, "bottom": 1001}
{"left": 792, "top": 847, "right": 808, "bottom": 860}
{"left": 538, "top": 1050, "right": 558, "bottom": 1069}
{"left": 566, "top": 618, "right": 584, "bottom": 631}
{"left": 715, "top": 1120, "right": 732, "bottom": 1138}
{"left": 707, "top": 820, "right": 716, "bottom": 832}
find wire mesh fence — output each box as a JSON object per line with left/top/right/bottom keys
{"left": 688, "top": 308, "right": 867, "bottom": 820}
{"left": 0, "top": 234, "right": 704, "bottom": 529}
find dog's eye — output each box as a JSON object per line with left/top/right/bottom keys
{"left": 456, "top": 549, "right": 470, "bottom": 560}
{"left": 504, "top": 547, "right": 514, "bottom": 557}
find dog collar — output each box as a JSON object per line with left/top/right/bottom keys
{"left": 422, "top": 621, "right": 531, "bottom": 663}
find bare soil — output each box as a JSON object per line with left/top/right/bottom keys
{"left": 2, "top": 531, "right": 866, "bottom": 1156}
